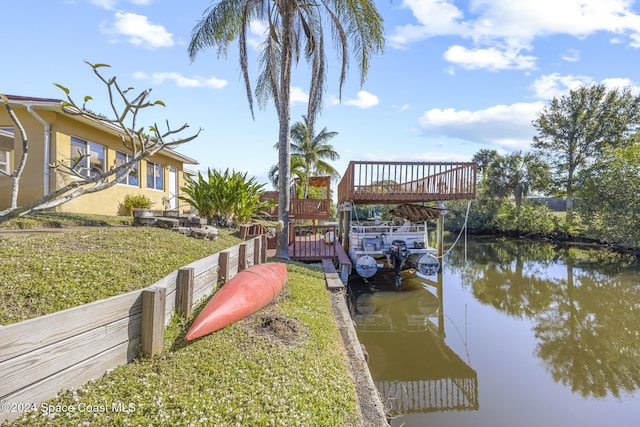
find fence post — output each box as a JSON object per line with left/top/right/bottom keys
{"left": 141, "top": 287, "right": 166, "bottom": 356}
{"left": 239, "top": 243, "right": 247, "bottom": 271}
{"left": 219, "top": 251, "right": 230, "bottom": 284}
{"left": 261, "top": 235, "right": 268, "bottom": 263}
{"left": 253, "top": 236, "right": 262, "bottom": 265}
{"left": 176, "top": 268, "right": 194, "bottom": 318}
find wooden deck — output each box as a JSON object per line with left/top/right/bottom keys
{"left": 338, "top": 161, "right": 477, "bottom": 205}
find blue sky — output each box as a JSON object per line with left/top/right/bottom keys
{"left": 3, "top": 0, "right": 640, "bottom": 187}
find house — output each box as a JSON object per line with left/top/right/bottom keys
{"left": 0, "top": 95, "right": 198, "bottom": 216}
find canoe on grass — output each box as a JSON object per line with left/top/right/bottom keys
{"left": 184, "top": 262, "right": 287, "bottom": 341}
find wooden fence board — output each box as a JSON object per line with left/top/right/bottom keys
{"left": 0, "top": 235, "right": 262, "bottom": 419}
{"left": 0, "top": 290, "right": 143, "bottom": 363}
{"left": 0, "top": 339, "right": 138, "bottom": 423}
{"left": 0, "top": 314, "right": 141, "bottom": 398}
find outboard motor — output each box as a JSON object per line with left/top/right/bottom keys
{"left": 390, "top": 240, "right": 408, "bottom": 288}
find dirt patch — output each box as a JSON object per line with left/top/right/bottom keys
{"left": 251, "top": 313, "right": 305, "bottom": 345}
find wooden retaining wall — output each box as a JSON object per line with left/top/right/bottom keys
{"left": 0, "top": 235, "right": 267, "bottom": 423}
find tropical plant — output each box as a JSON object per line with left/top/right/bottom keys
{"left": 188, "top": 0, "right": 384, "bottom": 258}
{"left": 270, "top": 115, "right": 341, "bottom": 197}
{"left": 268, "top": 154, "right": 306, "bottom": 189}
{"left": 532, "top": 83, "right": 640, "bottom": 220}
{"left": 290, "top": 115, "right": 340, "bottom": 197}
{"left": 0, "top": 61, "right": 200, "bottom": 223}
{"left": 180, "top": 168, "right": 274, "bottom": 227}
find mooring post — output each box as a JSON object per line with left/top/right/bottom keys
{"left": 437, "top": 215, "right": 444, "bottom": 273}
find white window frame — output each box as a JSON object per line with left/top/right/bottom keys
{"left": 0, "top": 150, "right": 8, "bottom": 174}
{"left": 70, "top": 136, "right": 106, "bottom": 178}
{"left": 0, "top": 127, "right": 13, "bottom": 174}
{"left": 115, "top": 151, "right": 140, "bottom": 187}
{"left": 146, "top": 161, "right": 164, "bottom": 191}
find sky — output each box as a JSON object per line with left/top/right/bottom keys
{"left": 3, "top": 0, "right": 640, "bottom": 188}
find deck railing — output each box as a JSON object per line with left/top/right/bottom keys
{"left": 338, "top": 161, "right": 477, "bottom": 205}
{"left": 290, "top": 199, "right": 331, "bottom": 221}
{"left": 291, "top": 225, "right": 337, "bottom": 260}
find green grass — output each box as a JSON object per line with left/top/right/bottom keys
{"left": 7, "top": 264, "right": 358, "bottom": 426}
{"left": 0, "top": 226, "right": 242, "bottom": 324}
{"left": 0, "top": 212, "right": 134, "bottom": 229}
{"left": 1, "top": 214, "right": 360, "bottom": 426}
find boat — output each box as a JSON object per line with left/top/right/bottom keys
{"left": 184, "top": 262, "right": 287, "bottom": 341}
{"left": 348, "top": 204, "right": 442, "bottom": 284}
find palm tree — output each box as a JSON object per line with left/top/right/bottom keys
{"left": 188, "top": 0, "right": 384, "bottom": 259}
{"left": 486, "top": 151, "right": 550, "bottom": 206}
{"left": 271, "top": 115, "right": 340, "bottom": 197}
{"left": 268, "top": 154, "right": 306, "bottom": 189}
{"left": 290, "top": 115, "right": 340, "bottom": 197}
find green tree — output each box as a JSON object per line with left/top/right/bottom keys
{"left": 485, "top": 151, "right": 550, "bottom": 207}
{"left": 578, "top": 146, "right": 640, "bottom": 247}
{"left": 472, "top": 148, "right": 499, "bottom": 177}
{"left": 188, "top": 0, "right": 384, "bottom": 259}
{"left": 271, "top": 115, "right": 341, "bottom": 198}
{"left": 532, "top": 84, "right": 640, "bottom": 221}
{"left": 268, "top": 155, "right": 306, "bottom": 189}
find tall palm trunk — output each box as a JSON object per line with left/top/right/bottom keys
{"left": 276, "top": 11, "right": 294, "bottom": 259}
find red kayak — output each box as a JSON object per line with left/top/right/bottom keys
{"left": 184, "top": 262, "right": 287, "bottom": 341}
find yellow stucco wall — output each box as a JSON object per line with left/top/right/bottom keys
{"left": 0, "top": 103, "right": 194, "bottom": 217}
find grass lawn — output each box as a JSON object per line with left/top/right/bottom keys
{"left": 1, "top": 215, "right": 360, "bottom": 426}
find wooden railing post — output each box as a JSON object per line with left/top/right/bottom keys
{"left": 176, "top": 268, "right": 194, "bottom": 318}
{"left": 219, "top": 251, "right": 230, "bottom": 284}
{"left": 141, "top": 287, "right": 166, "bottom": 356}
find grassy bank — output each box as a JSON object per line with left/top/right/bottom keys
{"left": 1, "top": 215, "right": 360, "bottom": 425}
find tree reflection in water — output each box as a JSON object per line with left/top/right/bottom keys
{"left": 447, "top": 237, "right": 640, "bottom": 399}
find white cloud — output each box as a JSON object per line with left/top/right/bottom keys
{"left": 530, "top": 73, "right": 640, "bottom": 100}
{"left": 393, "top": 104, "right": 410, "bottom": 112}
{"left": 89, "top": 0, "right": 118, "bottom": 10}
{"left": 343, "top": 91, "right": 379, "bottom": 109}
{"left": 389, "top": 0, "right": 640, "bottom": 71}
{"left": 247, "top": 21, "right": 268, "bottom": 50}
{"left": 134, "top": 71, "right": 227, "bottom": 89}
{"left": 89, "top": 0, "right": 152, "bottom": 9}
{"left": 418, "top": 102, "right": 545, "bottom": 151}
{"left": 560, "top": 48, "right": 580, "bottom": 62}
{"left": 444, "top": 45, "right": 537, "bottom": 71}
{"left": 530, "top": 73, "right": 593, "bottom": 99}
{"left": 103, "top": 12, "right": 173, "bottom": 49}
{"left": 290, "top": 86, "right": 308, "bottom": 104}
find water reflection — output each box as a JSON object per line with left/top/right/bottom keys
{"left": 349, "top": 271, "right": 479, "bottom": 416}
{"left": 351, "top": 238, "right": 640, "bottom": 426}
{"left": 447, "top": 238, "right": 640, "bottom": 399}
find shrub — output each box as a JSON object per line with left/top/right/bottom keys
{"left": 123, "top": 194, "right": 153, "bottom": 214}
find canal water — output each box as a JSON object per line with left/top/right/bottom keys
{"left": 349, "top": 237, "right": 640, "bottom": 427}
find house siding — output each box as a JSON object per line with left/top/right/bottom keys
{"left": 0, "top": 102, "right": 195, "bottom": 216}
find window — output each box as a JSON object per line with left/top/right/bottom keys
{"left": 71, "top": 137, "right": 105, "bottom": 178}
{"left": 146, "top": 161, "right": 164, "bottom": 190}
{"left": 0, "top": 150, "right": 8, "bottom": 174}
{"left": 115, "top": 151, "right": 139, "bottom": 186}
{"left": 0, "top": 127, "right": 13, "bottom": 174}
